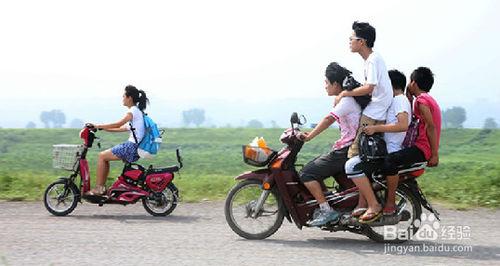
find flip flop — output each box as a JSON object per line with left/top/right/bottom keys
{"left": 359, "top": 210, "right": 382, "bottom": 224}
{"left": 84, "top": 186, "right": 106, "bottom": 197}
{"left": 351, "top": 208, "right": 368, "bottom": 217}
{"left": 383, "top": 206, "right": 397, "bottom": 216}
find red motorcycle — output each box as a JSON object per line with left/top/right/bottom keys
{"left": 224, "top": 113, "right": 440, "bottom": 243}
{"left": 44, "top": 125, "right": 183, "bottom": 217}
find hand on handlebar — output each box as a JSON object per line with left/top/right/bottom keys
{"left": 298, "top": 132, "right": 311, "bottom": 142}
{"left": 85, "top": 123, "right": 100, "bottom": 132}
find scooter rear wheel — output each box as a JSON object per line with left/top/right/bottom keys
{"left": 225, "top": 179, "right": 285, "bottom": 240}
{"left": 44, "top": 179, "right": 79, "bottom": 216}
{"left": 142, "top": 183, "right": 178, "bottom": 216}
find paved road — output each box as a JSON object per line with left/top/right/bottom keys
{"left": 0, "top": 201, "right": 499, "bottom": 266}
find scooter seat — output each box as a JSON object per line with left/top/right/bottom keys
{"left": 148, "top": 165, "right": 179, "bottom": 173}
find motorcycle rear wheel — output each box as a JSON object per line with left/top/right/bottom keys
{"left": 365, "top": 185, "right": 422, "bottom": 243}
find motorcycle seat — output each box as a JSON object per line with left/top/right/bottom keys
{"left": 372, "top": 162, "right": 427, "bottom": 179}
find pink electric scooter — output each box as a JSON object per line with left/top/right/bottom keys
{"left": 44, "top": 124, "right": 183, "bottom": 216}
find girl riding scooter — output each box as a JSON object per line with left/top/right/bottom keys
{"left": 86, "top": 85, "right": 148, "bottom": 196}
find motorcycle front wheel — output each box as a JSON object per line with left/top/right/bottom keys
{"left": 224, "top": 179, "right": 285, "bottom": 240}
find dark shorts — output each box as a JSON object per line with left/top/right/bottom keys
{"left": 111, "top": 141, "right": 139, "bottom": 163}
{"left": 299, "top": 147, "right": 348, "bottom": 182}
{"left": 346, "top": 146, "right": 426, "bottom": 178}
{"left": 380, "top": 146, "right": 426, "bottom": 176}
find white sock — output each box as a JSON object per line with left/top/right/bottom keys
{"left": 319, "top": 202, "right": 331, "bottom": 212}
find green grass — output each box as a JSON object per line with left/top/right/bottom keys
{"left": 0, "top": 128, "right": 499, "bottom": 207}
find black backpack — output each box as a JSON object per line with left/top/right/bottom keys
{"left": 359, "top": 132, "right": 387, "bottom": 162}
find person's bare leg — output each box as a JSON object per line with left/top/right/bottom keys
{"left": 304, "top": 180, "right": 327, "bottom": 204}
{"left": 356, "top": 192, "right": 367, "bottom": 208}
{"left": 352, "top": 176, "right": 381, "bottom": 216}
{"left": 93, "top": 150, "right": 120, "bottom": 193}
{"left": 384, "top": 175, "right": 399, "bottom": 213}
{"left": 304, "top": 179, "right": 341, "bottom": 226}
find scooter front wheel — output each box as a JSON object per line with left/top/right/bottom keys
{"left": 225, "top": 179, "right": 285, "bottom": 240}
{"left": 142, "top": 183, "right": 178, "bottom": 216}
{"left": 44, "top": 179, "right": 79, "bottom": 216}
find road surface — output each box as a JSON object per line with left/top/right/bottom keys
{"left": 0, "top": 201, "right": 499, "bottom": 265}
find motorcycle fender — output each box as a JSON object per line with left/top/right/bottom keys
{"left": 235, "top": 170, "right": 292, "bottom": 223}
{"left": 235, "top": 169, "right": 271, "bottom": 182}
{"left": 404, "top": 180, "right": 440, "bottom": 220}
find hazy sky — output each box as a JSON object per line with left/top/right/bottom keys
{"left": 1, "top": 0, "right": 499, "bottom": 127}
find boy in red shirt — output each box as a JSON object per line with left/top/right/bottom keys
{"left": 378, "top": 66, "right": 441, "bottom": 216}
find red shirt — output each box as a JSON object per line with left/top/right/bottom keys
{"left": 413, "top": 93, "right": 441, "bottom": 160}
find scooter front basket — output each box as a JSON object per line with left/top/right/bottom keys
{"left": 52, "top": 144, "right": 84, "bottom": 171}
{"left": 242, "top": 145, "right": 277, "bottom": 167}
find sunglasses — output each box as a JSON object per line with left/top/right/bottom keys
{"left": 349, "top": 36, "right": 364, "bottom": 42}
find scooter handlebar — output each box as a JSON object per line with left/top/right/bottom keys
{"left": 176, "top": 148, "right": 184, "bottom": 169}
{"left": 84, "top": 123, "right": 98, "bottom": 132}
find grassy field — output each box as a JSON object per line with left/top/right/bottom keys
{"left": 0, "top": 127, "right": 499, "bottom": 208}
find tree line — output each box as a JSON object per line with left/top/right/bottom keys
{"left": 18, "top": 107, "right": 498, "bottom": 129}
{"left": 442, "top": 106, "right": 497, "bottom": 129}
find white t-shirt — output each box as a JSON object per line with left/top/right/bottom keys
{"left": 127, "top": 106, "right": 145, "bottom": 143}
{"left": 384, "top": 94, "right": 412, "bottom": 153}
{"left": 329, "top": 97, "right": 362, "bottom": 150}
{"left": 362, "top": 52, "right": 393, "bottom": 121}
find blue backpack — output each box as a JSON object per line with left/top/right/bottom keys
{"left": 131, "top": 114, "right": 162, "bottom": 159}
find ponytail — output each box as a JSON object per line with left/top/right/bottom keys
{"left": 325, "top": 62, "right": 352, "bottom": 85}
{"left": 343, "top": 76, "right": 371, "bottom": 110}
{"left": 124, "top": 85, "right": 149, "bottom": 111}
{"left": 138, "top": 90, "right": 149, "bottom": 111}
{"left": 324, "top": 63, "right": 371, "bottom": 110}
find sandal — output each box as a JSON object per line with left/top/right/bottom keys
{"left": 85, "top": 185, "right": 106, "bottom": 196}
{"left": 383, "top": 206, "right": 397, "bottom": 216}
{"left": 359, "top": 210, "right": 382, "bottom": 224}
{"left": 351, "top": 207, "right": 368, "bottom": 217}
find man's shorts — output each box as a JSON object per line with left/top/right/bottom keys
{"left": 299, "top": 147, "right": 348, "bottom": 182}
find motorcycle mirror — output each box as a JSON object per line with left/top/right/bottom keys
{"left": 299, "top": 115, "right": 307, "bottom": 126}
{"left": 290, "top": 112, "right": 300, "bottom": 125}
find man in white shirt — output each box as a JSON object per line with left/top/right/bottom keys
{"left": 345, "top": 70, "right": 411, "bottom": 223}
{"left": 336, "top": 21, "right": 393, "bottom": 159}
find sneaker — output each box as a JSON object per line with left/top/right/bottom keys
{"left": 307, "top": 209, "right": 340, "bottom": 227}
{"left": 312, "top": 208, "right": 321, "bottom": 219}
